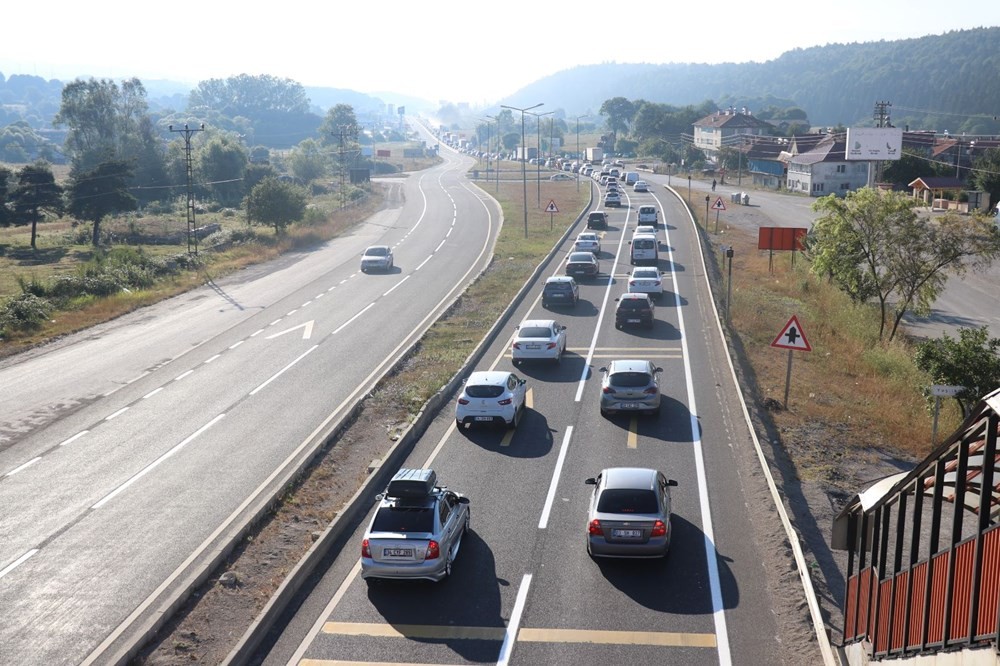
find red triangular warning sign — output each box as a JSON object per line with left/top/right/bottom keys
{"left": 771, "top": 315, "right": 811, "bottom": 351}
{"left": 711, "top": 196, "right": 726, "bottom": 211}
{"left": 545, "top": 200, "right": 559, "bottom": 213}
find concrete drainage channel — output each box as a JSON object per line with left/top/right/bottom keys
{"left": 95, "top": 181, "right": 594, "bottom": 666}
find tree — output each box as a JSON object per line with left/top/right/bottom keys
{"left": 188, "top": 74, "right": 310, "bottom": 117}
{"left": 244, "top": 177, "right": 306, "bottom": 234}
{"left": 882, "top": 147, "right": 947, "bottom": 189}
{"left": 11, "top": 163, "right": 63, "bottom": 249}
{"left": 196, "top": 133, "right": 247, "bottom": 207}
{"left": 599, "top": 97, "right": 635, "bottom": 137}
{"left": 0, "top": 166, "right": 12, "bottom": 227}
{"left": 807, "top": 188, "right": 1000, "bottom": 341}
{"left": 971, "top": 147, "right": 1000, "bottom": 213}
{"left": 67, "top": 160, "right": 138, "bottom": 246}
{"left": 288, "top": 138, "right": 327, "bottom": 184}
{"left": 914, "top": 327, "right": 1000, "bottom": 417}
{"left": 318, "top": 104, "right": 358, "bottom": 146}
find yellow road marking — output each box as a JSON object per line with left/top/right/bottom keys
{"left": 518, "top": 627, "right": 717, "bottom": 648}
{"left": 302, "top": 661, "right": 454, "bottom": 666}
{"left": 628, "top": 416, "right": 638, "bottom": 449}
{"left": 591, "top": 354, "right": 681, "bottom": 359}
{"left": 526, "top": 388, "right": 533, "bottom": 409}
{"left": 320, "top": 621, "right": 505, "bottom": 640}
{"left": 500, "top": 430, "right": 514, "bottom": 447}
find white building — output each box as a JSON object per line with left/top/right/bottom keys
{"left": 784, "top": 136, "right": 869, "bottom": 197}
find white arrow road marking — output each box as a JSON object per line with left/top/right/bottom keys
{"left": 266, "top": 320, "right": 314, "bottom": 340}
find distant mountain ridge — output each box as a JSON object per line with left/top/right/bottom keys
{"left": 505, "top": 27, "right": 1000, "bottom": 133}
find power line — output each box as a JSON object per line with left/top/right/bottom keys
{"left": 169, "top": 123, "right": 205, "bottom": 255}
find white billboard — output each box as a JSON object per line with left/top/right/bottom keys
{"left": 846, "top": 127, "right": 903, "bottom": 161}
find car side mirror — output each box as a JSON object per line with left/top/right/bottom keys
{"left": 585, "top": 478, "right": 597, "bottom": 485}
{"left": 458, "top": 496, "right": 471, "bottom": 504}
{"left": 667, "top": 479, "right": 678, "bottom": 487}
{"left": 655, "top": 367, "right": 664, "bottom": 373}
{"left": 599, "top": 366, "right": 608, "bottom": 373}
{"left": 519, "top": 379, "right": 526, "bottom": 386}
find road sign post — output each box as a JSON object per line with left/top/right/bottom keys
{"left": 711, "top": 196, "right": 726, "bottom": 233}
{"left": 930, "top": 384, "right": 964, "bottom": 444}
{"left": 771, "top": 315, "right": 812, "bottom": 409}
{"left": 545, "top": 199, "right": 559, "bottom": 230}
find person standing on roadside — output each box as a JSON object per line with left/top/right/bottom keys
{"left": 712, "top": 179, "right": 717, "bottom": 192}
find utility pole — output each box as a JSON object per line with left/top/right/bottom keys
{"left": 169, "top": 123, "right": 205, "bottom": 255}
{"left": 873, "top": 100, "right": 892, "bottom": 184}
{"left": 501, "top": 102, "right": 544, "bottom": 238}
{"left": 335, "top": 124, "right": 359, "bottom": 209}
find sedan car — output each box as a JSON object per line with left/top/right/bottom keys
{"left": 573, "top": 232, "right": 601, "bottom": 254}
{"left": 632, "top": 180, "right": 649, "bottom": 192}
{"left": 360, "top": 245, "right": 394, "bottom": 272}
{"left": 627, "top": 267, "right": 664, "bottom": 300}
{"left": 585, "top": 467, "right": 677, "bottom": 558}
{"left": 614, "top": 293, "right": 655, "bottom": 328}
{"left": 542, "top": 276, "right": 579, "bottom": 307}
{"left": 565, "top": 251, "right": 601, "bottom": 280}
{"left": 455, "top": 370, "right": 527, "bottom": 429}
{"left": 512, "top": 319, "right": 567, "bottom": 364}
{"left": 587, "top": 211, "right": 608, "bottom": 230}
{"left": 550, "top": 173, "right": 573, "bottom": 181}
{"left": 603, "top": 191, "right": 622, "bottom": 208}
{"left": 361, "top": 468, "right": 470, "bottom": 581}
{"left": 598, "top": 359, "right": 663, "bottom": 416}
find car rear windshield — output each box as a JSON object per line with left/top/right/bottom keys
{"left": 372, "top": 505, "right": 434, "bottom": 532}
{"left": 640, "top": 207, "right": 655, "bottom": 214}
{"left": 588, "top": 213, "right": 605, "bottom": 221}
{"left": 569, "top": 253, "right": 594, "bottom": 262}
{"left": 465, "top": 384, "right": 504, "bottom": 398}
{"left": 610, "top": 371, "right": 652, "bottom": 387}
{"left": 366, "top": 247, "right": 387, "bottom": 256}
{"left": 634, "top": 239, "right": 656, "bottom": 249}
{"left": 519, "top": 326, "right": 551, "bottom": 338}
{"left": 545, "top": 282, "right": 572, "bottom": 292}
{"left": 597, "top": 489, "right": 658, "bottom": 514}
{"left": 618, "top": 299, "right": 650, "bottom": 310}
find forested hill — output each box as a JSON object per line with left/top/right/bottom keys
{"left": 511, "top": 27, "right": 1000, "bottom": 133}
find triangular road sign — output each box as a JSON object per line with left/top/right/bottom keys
{"left": 711, "top": 196, "right": 727, "bottom": 211}
{"left": 771, "top": 315, "right": 812, "bottom": 351}
{"left": 545, "top": 199, "right": 559, "bottom": 213}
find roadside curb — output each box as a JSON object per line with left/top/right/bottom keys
{"left": 221, "top": 175, "right": 595, "bottom": 664}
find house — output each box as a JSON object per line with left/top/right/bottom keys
{"left": 784, "top": 135, "right": 869, "bottom": 197}
{"left": 693, "top": 108, "right": 775, "bottom": 158}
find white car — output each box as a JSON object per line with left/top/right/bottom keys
{"left": 573, "top": 232, "right": 601, "bottom": 254}
{"left": 550, "top": 173, "right": 573, "bottom": 181}
{"left": 511, "top": 319, "right": 567, "bottom": 364}
{"left": 633, "top": 225, "right": 657, "bottom": 237}
{"left": 633, "top": 180, "right": 648, "bottom": 192}
{"left": 455, "top": 371, "right": 527, "bottom": 430}
{"left": 627, "top": 267, "right": 664, "bottom": 299}
{"left": 637, "top": 205, "right": 658, "bottom": 224}
{"left": 360, "top": 245, "right": 394, "bottom": 272}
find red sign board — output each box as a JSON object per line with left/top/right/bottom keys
{"left": 376, "top": 149, "right": 391, "bottom": 158}
{"left": 758, "top": 227, "right": 807, "bottom": 251}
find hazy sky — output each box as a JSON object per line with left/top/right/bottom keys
{"left": 3, "top": 1, "right": 997, "bottom": 105}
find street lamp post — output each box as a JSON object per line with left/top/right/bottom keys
{"left": 575, "top": 115, "right": 587, "bottom": 192}
{"left": 528, "top": 109, "right": 553, "bottom": 207}
{"left": 501, "top": 103, "right": 543, "bottom": 238}
{"left": 486, "top": 114, "right": 499, "bottom": 192}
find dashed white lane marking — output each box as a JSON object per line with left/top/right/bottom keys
{"left": 250, "top": 330, "right": 264, "bottom": 338}
{"left": 538, "top": 426, "right": 573, "bottom": 529}
{"left": 435, "top": 239, "right": 446, "bottom": 252}
{"left": 0, "top": 549, "right": 38, "bottom": 580}
{"left": 332, "top": 303, "right": 374, "bottom": 336}
{"left": 383, "top": 276, "right": 410, "bottom": 297}
{"left": 5, "top": 457, "right": 41, "bottom": 477}
{"left": 105, "top": 407, "right": 128, "bottom": 421}
{"left": 249, "top": 346, "right": 319, "bottom": 396}
{"left": 204, "top": 354, "right": 221, "bottom": 364}
{"left": 497, "top": 574, "right": 532, "bottom": 666}
{"left": 143, "top": 387, "right": 164, "bottom": 400}
{"left": 59, "top": 431, "right": 88, "bottom": 446}
{"left": 416, "top": 256, "right": 432, "bottom": 271}
{"left": 174, "top": 370, "right": 193, "bottom": 381}
{"left": 269, "top": 319, "right": 282, "bottom": 326}
{"left": 286, "top": 309, "right": 298, "bottom": 316}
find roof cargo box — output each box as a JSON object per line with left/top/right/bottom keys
{"left": 386, "top": 468, "right": 437, "bottom": 499}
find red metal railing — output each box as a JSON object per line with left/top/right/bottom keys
{"left": 975, "top": 525, "right": 1000, "bottom": 639}
{"left": 890, "top": 570, "right": 909, "bottom": 653}
{"left": 845, "top": 573, "right": 858, "bottom": 640}
{"left": 907, "top": 560, "right": 928, "bottom": 650}
{"left": 949, "top": 538, "right": 976, "bottom": 643}
{"left": 875, "top": 578, "right": 893, "bottom": 654}
{"left": 927, "top": 551, "right": 950, "bottom": 646}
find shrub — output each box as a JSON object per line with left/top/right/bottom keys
{"left": 0, "top": 293, "right": 53, "bottom": 332}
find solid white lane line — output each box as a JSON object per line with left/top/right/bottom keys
{"left": 174, "top": 370, "right": 193, "bottom": 381}
{"left": 105, "top": 407, "right": 129, "bottom": 421}
{"left": 497, "top": 574, "right": 532, "bottom": 666}
{"left": 0, "top": 549, "right": 38, "bottom": 580}
{"left": 249, "top": 346, "right": 319, "bottom": 396}
{"left": 416, "top": 256, "right": 432, "bottom": 271}
{"left": 331, "top": 303, "right": 374, "bottom": 336}
{"left": 383, "top": 275, "right": 410, "bottom": 297}
{"left": 92, "top": 414, "right": 225, "bottom": 509}
{"left": 204, "top": 354, "right": 221, "bottom": 364}
{"left": 538, "top": 427, "right": 573, "bottom": 529}
{"left": 59, "top": 431, "right": 89, "bottom": 446}
{"left": 143, "top": 387, "right": 164, "bottom": 400}
{"left": 5, "top": 457, "right": 41, "bottom": 477}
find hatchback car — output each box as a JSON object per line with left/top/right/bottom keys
{"left": 598, "top": 359, "right": 663, "bottom": 416}
{"left": 361, "top": 468, "right": 470, "bottom": 581}
{"left": 585, "top": 467, "right": 677, "bottom": 558}
{"left": 637, "top": 205, "right": 658, "bottom": 224}
{"left": 604, "top": 191, "right": 622, "bottom": 208}
{"left": 566, "top": 251, "right": 601, "bottom": 280}
{"left": 542, "top": 276, "right": 579, "bottom": 307}
{"left": 627, "top": 267, "right": 664, "bottom": 300}
{"left": 360, "top": 245, "right": 394, "bottom": 272}
{"left": 587, "top": 211, "right": 608, "bottom": 230}
{"left": 615, "top": 293, "right": 655, "bottom": 328}
{"left": 632, "top": 180, "right": 648, "bottom": 192}
{"left": 573, "top": 232, "right": 601, "bottom": 254}
{"left": 512, "top": 319, "right": 567, "bottom": 364}
{"left": 455, "top": 370, "right": 527, "bottom": 429}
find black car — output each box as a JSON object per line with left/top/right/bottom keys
{"left": 566, "top": 252, "right": 601, "bottom": 280}
{"left": 615, "top": 293, "right": 655, "bottom": 328}
{"left": 542, "top": 276, "right": 579, "bottom": 307}
{"left": 587, "top": 211, "right": 608, "bottom": 230}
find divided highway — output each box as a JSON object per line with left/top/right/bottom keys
{"left": 0, "top": 141, "right": 500, "bottom": 664}
{"left": 258, "top": 176, "right": 811, "bottom": 665}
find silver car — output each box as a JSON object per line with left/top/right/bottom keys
{"left": 360, "top": 245, "right": 394, "bottom": 272}
{"left": 599, "top": 359, "right": 663, "bottom": 416}
{"left": 585, "top": 467, "right": 677, "bottom": 558}
{"left": 361, "top": 468, "right": 470, "bottom": 582}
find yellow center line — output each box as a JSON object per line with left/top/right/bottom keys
{"left": 628, "top": 416, "right": 639, "bottom": 449}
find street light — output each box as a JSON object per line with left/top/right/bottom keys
{"left": 485, "top": 114, "right": 500, "bottom": 192}
{"left": 479, "top": 117, "right": 492, "bottom": 182}
{"left": 574, "top": 115, "right": 587, "bottom": 192}
{"left": 527, "top": 109, "right": 553, "bottom": 207}
{"left": 501, "top": 102, "right": 544, "bottom": 238}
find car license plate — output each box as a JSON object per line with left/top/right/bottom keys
{"left": 620, "top": 402, "right": 641, "bottom": 409}
{"left": 527, "top": 344, "right": 541, "bottom": 349}
{"left": 627, "top": 318, "right": 640, "bottom": 323}
{"left": 383, "top": 548, "right": 413, "bottom": 557}
{"left": 474, "top": 416, "right": 492, "bottom": 421}
{"left": 612, "top": 529, "right": 642, "bottom": 538}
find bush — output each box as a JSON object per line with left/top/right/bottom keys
{"left": 0, "top": 293, "right": 53, "bottom": 332}
{"left": 302, "top": 206, "right": 328, "bottom": 226}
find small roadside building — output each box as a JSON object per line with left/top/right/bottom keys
{"left": 785, "top": 135, "right": 869, "bottom": 197}
{"left": 693, "top": 108, "right": 775, "bottom": 159}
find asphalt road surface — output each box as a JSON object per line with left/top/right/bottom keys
{"left": 0, "top": 135, "right": 500, "bottom": 664}
{"left": 256, "top": 176, "right": 816, "bottom": 665}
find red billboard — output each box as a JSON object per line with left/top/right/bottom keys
{"left": 758, "top": 227, "right": 807, "bottom": 251}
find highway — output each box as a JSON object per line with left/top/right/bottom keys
{"left": 256, "top": 175, "right": 816, "bottom": 665}
{"left": 0, "top": 135, "right": 500, "bottom": 664}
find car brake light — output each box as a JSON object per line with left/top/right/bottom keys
{"left": 628, "top": 280, "right": 637, "bottom": 286}
{"left": 498, "top": 398, "right": 513, "bottom": 405}
{"left": 588, "top": 519, "right": 604, "bottom": 536}
{"left": 644, "top": 387, "right": 659, "bottom": 395}
{"left": 512, "top": 343, "right": 521, "bottom": 350}
{"left": 651, "top": 520, "right": 667, "bottom": 537}
{"left": 425, "top": 540, "right": 440, "bottom": 560}
{"left": 602, "top": 386, "right": 616, "bottom": 394}
{"left": 361, "top": 539, "right": 371, "bottom": 558}
{"left": 654, "top": 280, "right": 661, "bottom": 286}
{"left": 546, "top": 342, "right": 557, "bottom": 350}
{"left": 458, "top": 398, "right": 470, "bottom": 405}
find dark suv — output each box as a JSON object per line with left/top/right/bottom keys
{"left": 542, "top": 276, "right": 579, "bottom": 307}
{"left": 587, "top": 211, "right": 608, "bottom": 230}
{"left": 615, "top": 293, "right": 655, "bottom": 329}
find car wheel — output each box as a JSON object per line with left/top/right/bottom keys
{"left": 442, "top": 556, "right": 452, "bottom": 580}
{"left": 456, "top": 418, "right": 465, "bottom": 430}
{"left": 508, "top": 404, "right": 522, "bottom": 430}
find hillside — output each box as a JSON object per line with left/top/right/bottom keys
{"left": 507, "top": 27, "right": 1000, "bottom": 132}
